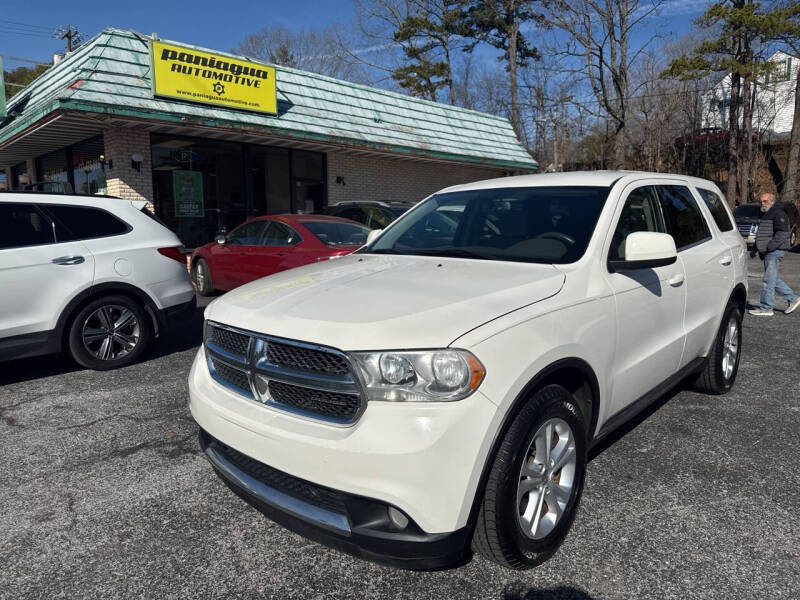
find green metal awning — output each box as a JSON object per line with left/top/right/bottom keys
{"left": 0, "top": 29, "right": 537, "bottom": 171}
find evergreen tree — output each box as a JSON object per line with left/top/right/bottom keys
{"left": 463, "top": 0, "right": 543, "bottom": 138}
{"left": 392, "top": 0, "right": 470, "bottom": 104}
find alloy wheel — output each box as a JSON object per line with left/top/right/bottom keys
{"left": 82, "top": 304, "right": 140, "bottom": 361}
{"left": 195, "top": 262, "right": 205, "bottom": 290}
{"left": 721, "top": 315, "right": 739, "bottom": 380}
{"left": 517, "top": 417, "right": 577, "bottom": 540}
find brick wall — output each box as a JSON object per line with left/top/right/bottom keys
{"left": 326, "top": 153, "right": 506, "bottom": 205}
{"left": 103, "top": 128, "right": 154, "bottom": 207}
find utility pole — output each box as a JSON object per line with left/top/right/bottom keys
{"left": 59, "top": 27, "right": 80, "bottom": 53}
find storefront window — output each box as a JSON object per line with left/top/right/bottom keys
{"left": 150, "top": 134, "right": 326, "bottom": 247}
{"left": 250, "top": 146, "right": 291, "bottom": 216}
{"left": 72, "top": 136, "right": 107, "bottom": 195}
{"left": 152, "top": 134, "right": 245, "bottom": 247}
{"left": 38, "top": 148, "right": 69, "bottom": 184}
{"left": 11, "top": 162, "right": 29, "bottom": 189}
{"left": 292, "top": 150, "right": 325, "bottom": 213}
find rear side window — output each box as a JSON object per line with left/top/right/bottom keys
{"left": 0, "top": 203, "right": 55, "bottom": 249}
{"left": 656, "top": 185, "right": 711, "bottom": 250}
{"left": 262, "top": 221, "right": 301, "bottom": 246}
{"left": 697, "top": 188, "right": 734, "bottom": 232}
{"left": 43, "top": 204, "right": 130, "bottom": 241}
{"left": 227, "top": 220, "right": 266, "bottom": 245}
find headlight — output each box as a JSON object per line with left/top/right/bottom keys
{"left": 351, "top": 349, "right": 485, "bottom": 402}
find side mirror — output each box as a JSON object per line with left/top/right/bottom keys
{"left": 608, "top": 231, "right": 677, "bottom": 272}
{"left": 366, "top": 229, "right": 383, "bottom": 246}
{"left": 215, "top": 234, "right": 227, "bottom": 246}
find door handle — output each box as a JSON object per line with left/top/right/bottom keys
{"left": 668, "top": 273, "right": 685, "bottom": 287}
{"left": 719, "top": 256, "right": 732, "bottom": 266}
{"left": 52, "top": 255, "right": 85, "bottom": 265}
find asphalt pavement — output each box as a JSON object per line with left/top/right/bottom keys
{"left": 1, "top": 253, "right": 799, "bottom": 599}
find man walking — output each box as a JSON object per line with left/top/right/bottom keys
{"left": 749, "top": 192, "right": 800, "bottom": 316}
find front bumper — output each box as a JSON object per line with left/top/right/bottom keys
{"left": 200, "top": 429, "right": 470, "bottom": 569}
{"left": 188, "top": 346, "right": 498, "bottom": 564}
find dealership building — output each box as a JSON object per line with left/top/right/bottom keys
{"left": 0, "top": 28, "right": 537, "bottom": 246}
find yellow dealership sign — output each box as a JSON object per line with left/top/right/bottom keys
{"left": 151, "top": 40, "right": 277, "bottom": 114}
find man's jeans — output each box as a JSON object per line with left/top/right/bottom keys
{"left": 761, "top": 250, "right": 799, "bottom": 310}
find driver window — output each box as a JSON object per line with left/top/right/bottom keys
{"left": 609, "top": 186, "right": 664, "bottom": 260}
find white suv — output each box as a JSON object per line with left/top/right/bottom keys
{"left": 189, "top": 172, "right": 746, "bottom": 570}
{"left": 0, "top": 193, "right": 195, "bottom": 370}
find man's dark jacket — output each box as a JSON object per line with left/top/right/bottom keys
{"left": 756, "top": 204, "right": 792, "bottom": 253}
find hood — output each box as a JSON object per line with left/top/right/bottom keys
{"left": 205, "top": 254, "right": 565, "bottom": 350}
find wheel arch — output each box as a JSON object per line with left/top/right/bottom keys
{"left": 465, "top": 357, "right": 600, "bottom": 535}
{"left": 56, "top": 282, "right": 162, "bottom": 352}
{"left": 729, "top": 283, "right": 747, "bottom": 314}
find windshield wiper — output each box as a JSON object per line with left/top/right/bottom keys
{"left": 368, "top": 248, "right": 409, "bottom": 255}
{"left": 411, "top": 248, "right": 494, "bottom": 260}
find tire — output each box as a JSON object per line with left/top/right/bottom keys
{"left": 192, "top": 258, "right": 215, "bottom": 296}
{"left": 472, "top": 384, "right": 588, "bottom": 569}
{"left": 67, "top": 295, "right": 152, "bottom": 371}
{"left": 791, "top": 227, "right": 798, "bottom": 248}
{"left": 693, "top": 301, "right": 742, "bottom": 395}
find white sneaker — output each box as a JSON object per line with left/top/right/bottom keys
{"left": 786, "top": 298, "right": 800, "bottom": 314}
{"left": 748, "top": 308, "right": 774, "bottom": 316}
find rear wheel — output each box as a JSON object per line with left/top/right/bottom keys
{"left": 472, "top": 385, "right": 587, "bottom": 569}
{"left": 192, "top": 258, "right": 215, "bottom": 296}
{"left": 791, "top": 226, "right": 798, "bottom": 248}
{"left": 693, "top": 301, "right": 742, "bottom": 394}
{"left": 67, "top": 295, "right": 152, "bottom": 370}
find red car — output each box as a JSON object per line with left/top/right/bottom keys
{"left": 190, "top": 214, "right": 369, "bottom": 295}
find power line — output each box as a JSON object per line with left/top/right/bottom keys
{"left": 0, "top": 54, "right": 51, "bottom": 66}
{"left": 0, "top": 18, "right": 54, "bottom": 32}
{"left": 0, "top": 28, "right": 54, "bottom": 39}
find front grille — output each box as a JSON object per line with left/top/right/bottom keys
{"left": 211, "top": 434, "right": 347, "bottom": 514}
{"left": 267, "top": 341, "right": 350, "bottom": 375}
{"left": 204, "top": 321, "right": 364, "bottom": 424}
{"left": 209, "top": 326, "right": 250, "bottom": 357}
{"left": 737, "top": 223, "right": 754, "bottom": 236}
{"left": 268, "top": 380, "right": 361, "bottom": 421}
{"left": 212, "top": 359, "right": 251, "bottom": 395}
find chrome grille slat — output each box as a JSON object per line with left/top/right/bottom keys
{"left": 204, "top": 322, "right": 365, "bottom": 425}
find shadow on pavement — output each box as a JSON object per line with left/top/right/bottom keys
{"left": 502, "top": 583, "right": 599, "bottom": 599}
{"left": 0, "top": 307, "right": 205, "bottom": 386}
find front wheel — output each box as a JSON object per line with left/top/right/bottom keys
{"left": 791, "top": 227, "right": 798, "bottom": 248}
{"left": 693, "top": 301, "right": 742, "bottom": 394}
{"left": 472, "top": 384, "right": 587, "bottom": 569}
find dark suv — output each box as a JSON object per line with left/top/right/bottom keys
{"left": 317, "top": 201, "right": 414, "bottom": 230}
{"left": 734, "top": 202, "right": 799, "bottom": 248}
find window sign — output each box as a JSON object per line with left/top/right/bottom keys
{"left": 151, "top": 40, "right": 277, "bottom": 114}
{"left": 172, "top": 170, "right": 204, "bottom": 218}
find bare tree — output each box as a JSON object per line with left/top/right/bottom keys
{"left": 235, "top": 25, "right": 367, "bottom": 82}
{"left": 547, "top": 0, "right": 662, "bottom": 169}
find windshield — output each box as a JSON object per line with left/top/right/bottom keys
{"left": 733, "top": 204, "right": 761, "bottom": 219}
{"left": 365, "top": 186, "right": 610, "bottom": 264}
{"left": 304, "top": 220, "right": 370, "bottom": 246}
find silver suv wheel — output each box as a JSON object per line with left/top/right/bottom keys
{"left": 721, "top": 315, "right": 739, "bottom": 381}
{"left": 517, "top": 417, "right": 577, "bottom": 540}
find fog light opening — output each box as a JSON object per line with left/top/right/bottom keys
{"left": 388, "top": 506, "right": 409, "bottom": 530}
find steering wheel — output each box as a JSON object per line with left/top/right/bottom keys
{"left": 535, "top": 232, "right": 576, "bottom": 245}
